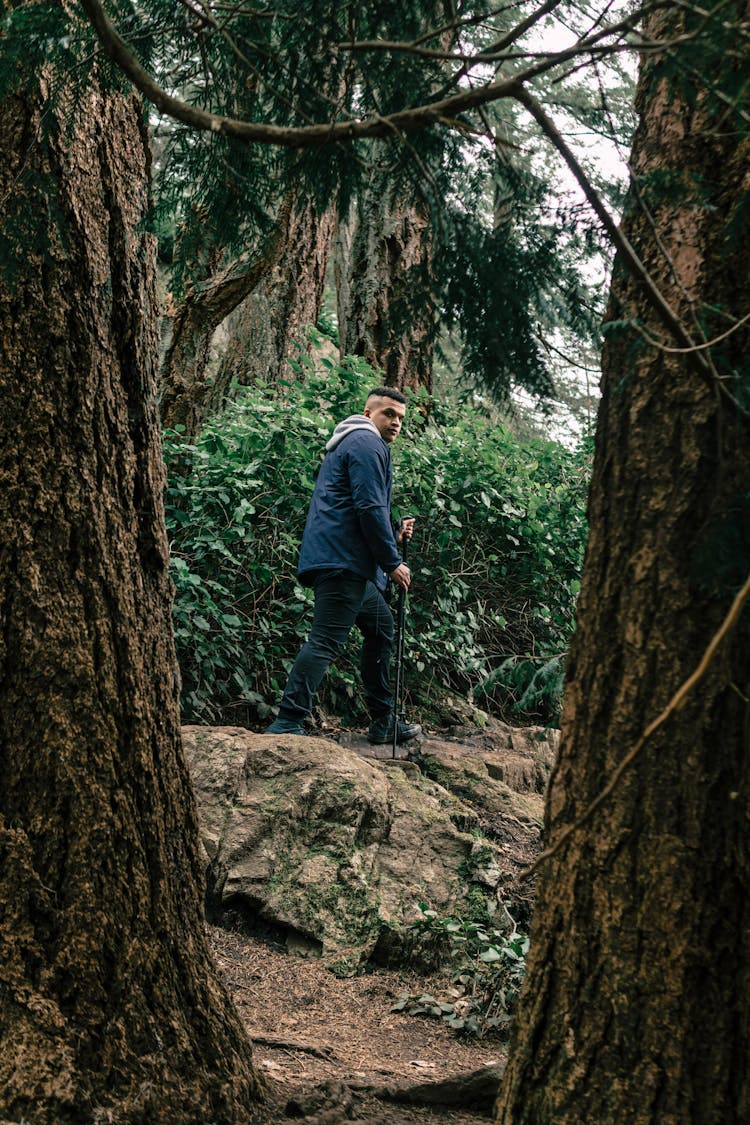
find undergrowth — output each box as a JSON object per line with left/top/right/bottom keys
{"left": 163, "top": 350, "right": 589, "bottom": 725}
{"left": 391, "top": 904, "right": 529, "bottom": 1038}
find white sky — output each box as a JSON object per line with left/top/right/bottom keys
{"left": 511, "top": 6, "right": 639, "bottom": 442}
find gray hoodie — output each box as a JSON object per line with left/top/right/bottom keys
{"left": 325, "top": 414, "right": 381, "bottom": 452}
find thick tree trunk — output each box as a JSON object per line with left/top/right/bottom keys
{"left": 497, "top": 12, "right": 750, "bottom": 1125}
{"left": 206, "top": 195, "right": 336, "bottom": 408}
{"left": 337, "top": 167, "right": 436, "bottom": 393}
{"left": 0, "top": 68, "right": 262, "bottom": 1125}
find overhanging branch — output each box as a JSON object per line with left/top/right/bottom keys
{"left": 80, "top": 0, "right": 519, "bottom": 145}
{"left": 80, "top": 0, "right": 749, "bottom": 412}
{"left": 79, "top": 0, "right": 644, "bottom": 147}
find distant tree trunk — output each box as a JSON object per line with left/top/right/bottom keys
{"left": 159, "top": 204, "right": 291, "bottom": 435}
{"left": 0, "top": 67, "right": 262, "bottom": 1125}
{"left": 337, "top": 165, "right": 436, "bottom": 393}
{"left": 497, "top": 12, "right": 750, "bottom": 1125}
{"left": 206, "top": 196, "right": 336, "bottom": 409}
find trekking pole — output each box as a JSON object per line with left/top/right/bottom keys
{"left": 392, "top": 534, "right": 408, "bottom": 759}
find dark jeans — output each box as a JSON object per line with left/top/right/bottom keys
{"left": 276, "top": 571, "right": 394, "bottom": 722}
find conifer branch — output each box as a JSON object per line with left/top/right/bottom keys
{"left": 337, "top": 16, "right": 644, "bottom": 66}
{"left": 337, "top": 3, "right": 689, "bottom": 66}
{"left": 428, "top": 0, "right": 567, "bottom": 101}
{"left": 520, "top": 568, "right": 750, "bottom": 882}
{"left": 80, "top": 0, "right": 518, "bottom": 144}
{"left": 79, "top": 0, "right": 641, "bottom": 146}
{"left": 484, "top": 0, "right": 566, "bottom": 56}
{"left": 404, "top": 3, "right": 525, "bottom": 49}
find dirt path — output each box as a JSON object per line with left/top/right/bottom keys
{"left": 209, "top": 925, "right": 505, "bottom": 1123}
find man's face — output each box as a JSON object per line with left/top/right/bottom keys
{"left": 364, "top": 396, "right": 406, "bottom": 443}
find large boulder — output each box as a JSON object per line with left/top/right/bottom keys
{"left": 182, "top": 723, "right": 556, "bottom": 967}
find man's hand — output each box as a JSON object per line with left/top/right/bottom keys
{"left": 389, "top": 563, "right": 411, "bottom": 591}
{"left": 398, "top": 517, "right": 416, "bottom": 542}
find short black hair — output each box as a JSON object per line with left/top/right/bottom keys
{"left": 366, "top": 386, "right": 407, "bottom": 404}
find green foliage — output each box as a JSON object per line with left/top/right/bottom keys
{"left": 439, "top": 148, "right": 606, "bottom": 403}
{"left": 145, "top": 0, "right": 474, "bottom": 268}
{"left": 163, "top": 358, "right": 381, "bottom": 723}
{"left": 479, "top": 655, "right": 566, "bottom": 716}
{"left": 391, "top": 904, "right": 529, "bottom": 1038}
{"left": 135, "top": 0, "right": 618, "bottom": 404}
{"left": 163, "top": 361, "right": 589, "bottom": 725}
{"left": 397, "top": 396, "right": 589, "bottom": 722}
{"left": 441, "top": 204, "right": 552, "bottom": 400}
{"left": 314, "top": 310, "right": 339, "bottom": 348}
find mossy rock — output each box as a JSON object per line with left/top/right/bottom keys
{"left": 182, "top": 725, "right": 546, "bottom": 967}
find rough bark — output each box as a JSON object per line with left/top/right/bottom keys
{"left": 497, "top": 11, "right": 750, "bottom": 1125}
{"left": 206, "top": 195, "right": 336, "bottom": 409}
{"left": 0, "top": 65, "right": 262, "bottom": 1125}
{"left": 337, "top": 169, "right": 436, "bottom": 393}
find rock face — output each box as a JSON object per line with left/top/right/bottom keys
{"left": 182, "top": 723, "right": 558, "bottom": 967}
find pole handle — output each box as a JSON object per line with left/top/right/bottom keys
{"left": 400, "top": 516, "right": 411, "bottom": 563}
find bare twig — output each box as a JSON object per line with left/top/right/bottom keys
{"left": 633, "top": 306, "right": 750, "bottom": 354}
{"left": 515, "top": 89, "right": 711, "bottom": 374}
{"left": 520, "top": 569, "right": 750, "bottom": 881}
{"left": 538, "top": 330, "right": 602, "bottom": 373}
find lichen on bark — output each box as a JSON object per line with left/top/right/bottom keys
{"left": 496, "top": 10, "right": 750, "bottom": 1123}
{"left": 0, "top": 54, "right": 263, "bottom": 1125}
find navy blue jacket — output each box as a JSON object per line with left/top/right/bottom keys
{"left": 297, "top": 417, "right": 402, "bottom": 590}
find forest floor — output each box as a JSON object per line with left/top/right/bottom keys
{"left": 209, "top": 924, "right": 506, "bottom": 1124}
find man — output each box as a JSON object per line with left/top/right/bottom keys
{"left": 265, "top": 387, "right": 421, "bottom": 745}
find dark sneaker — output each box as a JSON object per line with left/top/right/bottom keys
{"left": 367, "top": 713, "right": 422, "bottom": 745}
{"left": 265, "top": 718, "right": 308, "bottom": 736}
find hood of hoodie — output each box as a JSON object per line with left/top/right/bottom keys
{"left": 325, "top": 414, "right": 382, "bottom": 452}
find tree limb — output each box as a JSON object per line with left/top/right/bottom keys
{"left": 78, "top": 0, "right": 511, "bottom": 143}
{"left": 80, "top": 0, "right": 646, "bottom": 146}
{"left": 514, "top": 86, "right": 713, "bottom": 378}
{"left": 633, "top": 306, "right": 750, "bottom": 354}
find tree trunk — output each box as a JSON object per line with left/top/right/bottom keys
{"left": 159, "top": 206, "right": 291, "bottom": 436}
{"left": 497, "top": 12, "right": 750, "bottom": 1125}
{"left": 0, "top": 65, "right": 262, "bottom": 1125}
{"left": 206, "top": 195, "right": 336, "bottom": 409}
{"left": 337, "top": 165, "right": 436, "bottom": 393}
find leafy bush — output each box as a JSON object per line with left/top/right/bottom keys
{"left": 395, "top": 399, "right": 589, "bottom": 720}
{"left": 391, "top": 904, "right": 529, "bottom": 1038}
{"left": 163, "top": 356, "right": 589, "bottom": 725}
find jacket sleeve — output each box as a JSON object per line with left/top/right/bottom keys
{"left": 347, "top": 438, "right": 402, "bottom": 574}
